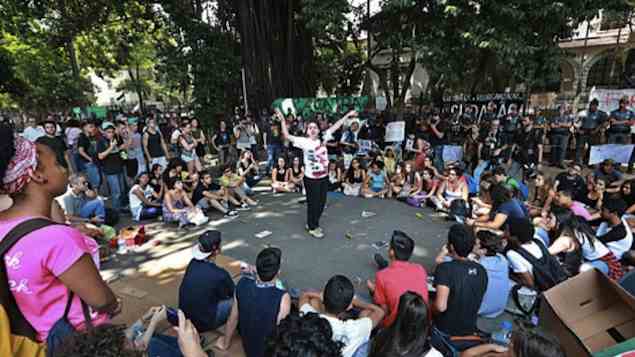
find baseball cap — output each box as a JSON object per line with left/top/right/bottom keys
{"left": 256, "top": 247, "right": 282, "bottom": 281}
{"left": 192, "top": 230, "right": 222, "bottom": 260}
{"left": 101, "top": 121, "right": 115, "bottom": 130}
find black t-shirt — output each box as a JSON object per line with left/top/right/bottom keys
{"left": 514, "top": 127, "right": 543, "bottom": 162}
{"left": 434, "top": 260, "right": 488, "bottom": 336}
{"left": 97, "top": 138, "right": 124, "bottom": 175}
{"left": 192, "top": 181, "right": 221, "bottom": 205}
{"left": 479, "top": 129, "right": 504, "bottom": 161}
{"left": 555, "top": 172, "right": 586, "bottom": 200}
{"left": 77, "top": 133, "right": 99, "bottom": 163}
{"left": 427, "top": 121, "right": 447, "bottom": 147}
{"left": 37, "top": 135, "right": 68, "bottom": 168}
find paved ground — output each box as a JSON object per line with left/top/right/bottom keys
{"left": 102, "top": 183, "right": 451, "bottom": 301}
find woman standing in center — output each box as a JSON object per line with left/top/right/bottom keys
{"left": 278, "top": 109, "right": 355, "bottom": 239}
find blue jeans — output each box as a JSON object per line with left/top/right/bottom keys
{"left": 473, "top": 160, "right": 491, "bottom": 191}
{"left": 83, "top": 162, "right": 101, "bottom": 190}
{"left": 105, "top": 173, "right": 126, "bottom": 212}
{"left": 267, "top": 144, "right": 281, "bottom": 172}
{"left": 213, "top": 298, "right": 233, "bottom": 329}
{"left": 550, "top": 134, "right": 569, "bottom": 165}
{"left": 147, "top": 334, "right": 182, "bottom": 357}
{"left": 352, "top": 341, "right": 370, "bottom": 357}
{"left": 79, "top": 199, "right": 106, "bottom": 221}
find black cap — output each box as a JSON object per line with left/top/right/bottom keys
{"left": 192, "top": 230, "right": 222, "bottom": 260}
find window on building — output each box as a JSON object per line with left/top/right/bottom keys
{"left": 587, "top": 49, "right": 635, "bottom": 88}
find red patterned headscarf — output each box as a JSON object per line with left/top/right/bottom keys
{"left": 1, "top": 135, "right": 38, "bottom": 194}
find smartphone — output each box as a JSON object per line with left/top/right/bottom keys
{"left": 166, "top": 307, "right": 179, "bottom": 326}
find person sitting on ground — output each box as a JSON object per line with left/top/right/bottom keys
{"left": 553, "top": 164, "right": 585, "bottom": 201}
{"left": 407, "top": 167, "right": 438, "bottom": 208}
{"left": 383, "top": 147, "right": 397, "bottom": 176}
{"left": 0, "top": 123, "right": 120, "bottom": 344}
{"left": 554, "top": 189, "right": 592, "bottom": 222}
{"left": 594, "top": 159, "right": 624, "bottom": 193}
{"left": 467, "top": 184, "right": 527, "bottom": 232}
{"left": 597, "top": 198, "right": 634, "bottom": 264}
{"left": 474, "top": 230, "right": 511, "bottom": 318}
{"left": 288, "top": 156, "right": 305, "bottom": 193}
{"left": 299, "top": 275, "right": 385, "bottom": 357}
{"left": 328, "top": 160, "right": 343, "bottom": 192}
{"left": 370, "top": 292, "right": 443, "bottom": 357}
{"left": 237, "top": 150, "right": 262, "bottom": 195}
{"left": 59, "top": 173, "right": 106, "bottom": 224}
{"left": 367, "top": 230, "right": 429, "bottom": 328}
{"left": 192, "top": 171, "right": 238, "bottom": 218}
{"left": 462, "top": 329, "right": 565, "bottom": 357}
{"left": 162, "top": 177, "right": 205, "bottom": 228}
{"left": 271, "top": 157, "right": 295, "bottom": 193}
{"left": 432, "top": 167, "right": 469, "bottom": 211}
{"left": 215, "top": 247, "right": 291, "bottom": 357}
{"left": 149, "top": 163, "right": 165, "bottom": 197}
{"left": 219, "top": 164, "right": 258, "bottom": 208}
{"left": 179, "top": 230, "right": 235, "bottom": 333}
{"left": 343, "top": 158, "right": 366, "bottom": 196}
{"left": 391, "top": 162, "right": 421, "bottom": 200}
{"left": 620, "top": 180, "right": 635, "bottom": 215}
{"left": 528, "top": 172, "right": 555, "bottom": 217}
{"left": 265, "top": 312, "right": 344, "bottom": 357}
{"left": 432, "top": 224, "right": 488, "bottom": 352}
{"left": 548, "top": 213, "right": 624, "bottom": 281}
{"left": 363, "top": 160, "right": 388, "bottom": 198}
{"left": 493, "top": 166, "right": 523, "bottom": 198}
{"left": 128, "top": 172, "right": 162, "bottom": 221}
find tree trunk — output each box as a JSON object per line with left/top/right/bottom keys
{"left": 128, "top": 67, "right": 144, "bottom": 114}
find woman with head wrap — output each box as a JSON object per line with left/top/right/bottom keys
{"left": 0, "top": 123, "right": 119, "bottom": 342}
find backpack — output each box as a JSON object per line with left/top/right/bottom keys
{"left": 512, "top": 239, "right": 568, "bottom": 292}
{"left": 447, "top": 199, "right": 471, "bottom": 223}
{"left": 1, "top": 218, "right": 93, "bottom": 357}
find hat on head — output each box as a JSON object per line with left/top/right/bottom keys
{"left": 101, "top": 121, "right": 115, "bottom": 130}
{"left": 192, "top": 230, "right": 222, "bottom": 260}
{"left": 590, "top": 98, "right": 599, "bottom": 105}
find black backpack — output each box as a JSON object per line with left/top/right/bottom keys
{"left": 512, "top": 239, "right": 568, "bottom": 292}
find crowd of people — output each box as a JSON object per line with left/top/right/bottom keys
{"left": 4, "top": 95, "right": 635, "bottom": 357}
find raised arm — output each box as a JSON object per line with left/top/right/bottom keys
{"left": 327, "top": 110, "right": 358, "bottom": 136}
{"left": 276, "top": 110, "right": 296, "bottom": 142}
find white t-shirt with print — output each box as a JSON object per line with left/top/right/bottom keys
{"left": 292, "top": 136, "right": 331, "bottom": 179}
{"left": 300, "top": 303, "right": 372, "bottom": 357}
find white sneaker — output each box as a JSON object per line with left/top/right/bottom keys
{"left": 308, "top": 228, "right": 324, "bottom": 239}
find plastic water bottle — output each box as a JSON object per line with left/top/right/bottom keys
{"left": 117, "top": 238, "right": 127, "bottom": 254}
{"left": 491, "top": 321, "right": 513, "bottom": 346}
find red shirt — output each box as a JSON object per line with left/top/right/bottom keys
{"left": 374, "top": 260, "right": 429, "bottom": 328}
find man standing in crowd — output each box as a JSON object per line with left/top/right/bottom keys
{"left": 299, "top": 275, "right": 385, "bottom": 357}
{"left": 143, "top": 116, "right": 170, "bottom": 170}
{"left": 575, "top": 98, "right": 607, "bottom": 166}
{"left": 514, "top": 114, "right": 543, "bottom": 178}
{"left": 433, "top": 224, "right": 488, "bottom": 352}
{"left": 367, "top": 230, "right": 428, "bottom": 328}
{"left": 36, "top": 119, "right": 73, "bottom": 171}
{"left": 427, "top": 111, "right": 447, "bottom": 172}
{"left": 475, "top": 119, "right": 506, "bottom": 184}
{"left": 608, "top": 97, "right": 633, "bottom": 144}
{"left": 77, "top": 120, "right": 102, "bottom": 189}
{"left": 97, "top": 122, "right": 128, "bottom": 213}
{"left": 549, "top": 103, "right": 574, "bottom": 168}
{"left": 179, "top": 230, "right": 235, "bottom": 333}
{"left": 501, "top": 104, "right": 521, "bottom": 161}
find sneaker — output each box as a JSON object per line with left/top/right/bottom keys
{"left": 224, "top": 210, "right": 239, "bottom": 218}
{"left": 374, "top": 253, "right": 389, "bottom": 269}
{"left": 236, "top": 204, "right": 250, "bottom": 211}
{"left": 308, "top": 228, "right": 324, "bottom": 239}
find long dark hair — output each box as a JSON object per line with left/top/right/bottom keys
{"left": 555, "top": 212, "right": 597, "bottom": 251}
{"left": 346, "top": 158, "right": 363, "bottom": 181}
{"left": 490, "top": 183, "right": 512, "bottom": 211}
{"left": 370, "top": 292, "right": 431, "bottom": 357}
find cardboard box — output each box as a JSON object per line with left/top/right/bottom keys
{"left": 540, "top": 269, "right": 635, "bottom": 357}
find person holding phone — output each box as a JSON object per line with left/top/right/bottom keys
{"left": 277, "top": 109, "right": 356, "bottom": 239}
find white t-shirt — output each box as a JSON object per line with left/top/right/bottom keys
{"left": 575, "top": 231, "right": 610, "bottom": 261}
{"left": 300, "top": 304, "right": 372, "bottom": 357}
{"left": 292, "top": 136, "right": 331, "bottom": 179}
{"left": 604, "top": 218, "right": 634, "bottom": 260}
{"left": 506, "top": 241, "right": 543, "bottom": 274}
{"left": 170, "top": 129, "right": 182, "bottom": 144}
{"left": 129, "top": 184, "right": 154, "bottom": 220}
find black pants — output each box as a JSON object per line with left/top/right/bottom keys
{"left": 304, "top": 177, "right": 329, "bottom": 230}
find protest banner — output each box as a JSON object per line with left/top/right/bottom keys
{"left": 442, "top": 145, "right": 464, "bottom": 162}
{"left": 357, "top": 139, "right": 373, "bottom": 155}
{"left": 442, "top": 93, "right": 526, "bottom": 121}
{"left": 271, "top": 96, "right": 369, "bottom": 118}
{"left": 588, "top": 88, "right": 635, "bottom": 113}
{"left": 385, "top": 121, "right": 405, "bottom": 142}
{"left": 589, "top": 144, "right": 635, "bottom": 165}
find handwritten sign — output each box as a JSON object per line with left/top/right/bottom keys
{"left": 589, "top": 144, "right": 635, "bottom": 165}
{"left": 357, "top": 140, "right": 373, "bottom": 155}
{"left": 442, "top": 145, "right": 464, "bottom": 162}
{"left": 385, "top": 121, "right": 405, "bottom": 142}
